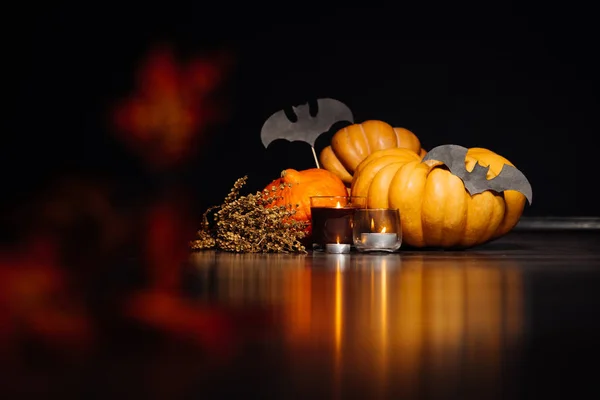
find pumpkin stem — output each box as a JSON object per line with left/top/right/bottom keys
{"left": 424, "top": 159, "right": 444, "bottom": 168}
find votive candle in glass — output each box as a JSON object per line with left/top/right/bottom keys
{"left": 352, "top": 208, "right": 402, "bottom": 252}
{"left": 310, "top": 195, "right": 367, "bottom": 251}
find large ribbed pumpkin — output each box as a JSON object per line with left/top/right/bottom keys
{"left": 319, "top": 120, "right": 426, "bottom": 185}
{"left": 263, "top": 168, "right": 348, "bottom": 236}
{"left": 350, "top": 147, "right": 529, "bottom": 249}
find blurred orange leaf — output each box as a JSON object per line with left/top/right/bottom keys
{"left": 112, "top": 44, "right": 232, "bottom": 169}
{"left": 0, "top": 237, "right": 95, "bottom": 356}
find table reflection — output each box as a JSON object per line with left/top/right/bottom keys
{"left": 188, "top": 251, "right": 523, "bottom": 398}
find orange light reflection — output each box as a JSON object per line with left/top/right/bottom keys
{"left": 334, "top": 256, "right": 344, "bottom": 400}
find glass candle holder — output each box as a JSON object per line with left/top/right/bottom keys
{"left": 352, "top": 208, "right": 402, "bottom": 252}
{"left": 310, "top": 196, "right": 367, "bottom": 252}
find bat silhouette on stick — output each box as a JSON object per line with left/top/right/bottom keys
{"left": 422, "top": 144, "right": 533, "bottom": 204}
{"left": 260, "top": 98, "right": 354, "bottom": 168}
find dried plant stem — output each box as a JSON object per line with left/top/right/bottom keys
{"left": 190, "top": 176, "right": 308, "bottom": 253}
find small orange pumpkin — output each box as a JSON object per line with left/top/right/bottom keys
{"left": 263, "top": 168, "right": 348, "bottom": 235}
{"left": 320, "top": 120, "right": 426, "bottom": 185}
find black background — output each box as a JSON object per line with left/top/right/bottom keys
{"left": 7, "top": 2, "right": 599, "bottom": 217}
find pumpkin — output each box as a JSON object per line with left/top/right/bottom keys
{"left": 263, "top": 168, "right": 348, "bottom": 236}
{"left": 350, "top": 146, "right": 532, "bottom": 249}
{"left": 319, "top": 120, "right": 426, "bottom": 185}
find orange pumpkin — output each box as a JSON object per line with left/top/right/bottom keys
{"left": 351, "top": 146, "right": 531, "bottom": 249}
{"left": 263, "top": 168, "right": 348, "bottom": 235}
{"left": 320, "top": 120, "right": 426, "bottom": 185}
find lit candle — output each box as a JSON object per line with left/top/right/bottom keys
{"left": 325, "top": 237, "right": 351, "bottom": 254}
{"left": 311, "top": 200, "right": 358, "bottom": 248}
{"left": 360, "top": 226, "right": 398, "bottom": 250}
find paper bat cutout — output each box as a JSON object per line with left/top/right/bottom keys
{"left": 260, "top": 98, "right": 353, "bottom": 168}
{"left": 260, "top": 98, "right": 354, "bottom": 148}
{"left": 422, "top": 144, "right": 533, "bottom": 204}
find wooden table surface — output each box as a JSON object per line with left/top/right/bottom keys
{"left": 4, "top": 230, "right": 600, "bottom": 399}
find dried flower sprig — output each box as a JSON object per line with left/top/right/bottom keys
{"left": 190, "top": 176, "right": 309, "bottom": 253}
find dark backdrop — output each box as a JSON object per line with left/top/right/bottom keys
{"left": 7, "top": 2, "right": 599, "bottom": 218}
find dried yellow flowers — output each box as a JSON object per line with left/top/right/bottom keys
{"left": 190, "top": 176, "right": 308, "bottom": 253}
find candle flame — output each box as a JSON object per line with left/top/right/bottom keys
{"left": 336, "top": 201, "right": 342, "bottom": 208}
{"left": 370, "top": 218, "right": 375, "bottom": 230}
{"left": 336, "top": 236, "right": 340, "bottom": 244}
{"left": 381, "top": 226, "right": 387, "bottom": 233}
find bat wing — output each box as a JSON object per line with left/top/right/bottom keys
{"left": 485, "top": 165, "right": 533, "bottom": 204}
{"left": 260, "top": 107, "right": 303, "bottom": 148}
{"left": 312, "top": 98, "right": 354, "bottom": 143}
{"left": 260, "top": 98, "right": 353, "bottom": 148}
{"left": 422, "top": 144, "right": 469, "bottom": 175}
{"left": 422, "top": 144, "right": 533, "bottom": 204}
